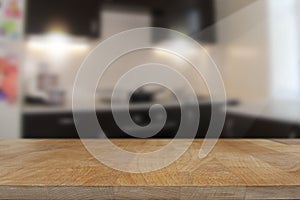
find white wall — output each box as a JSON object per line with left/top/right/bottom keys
{"left": 212, "top": 0, "right": 270, "bottom": 101}
{"left": 268, "top": 0, "right": 300, "bottom": 100}
{"left": 213, "top": 0, "right": 300, "bottom": 102}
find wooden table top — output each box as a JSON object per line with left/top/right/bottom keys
{"left": 1, "top": 139, "right": 300, "bottom": 199}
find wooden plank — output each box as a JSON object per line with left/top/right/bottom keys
{"left": 1, "top": 186, "right": 300, "bottom": 200}
{"left": 0, "top": 139, "right": 300, "bottom": 199}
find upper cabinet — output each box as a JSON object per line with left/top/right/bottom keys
{"left": 25, "top": 0, "right": 100, "bottom": 38}
{"left": 152, "top": 0, "right": 216, "bottom": 43}
{"left": 25, "top": 0, "right": 215, "bottom": 42}
{"left": 103, "top": 0, "right": 216, "bottom": 43}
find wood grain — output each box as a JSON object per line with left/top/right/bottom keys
{"left": 0, "top": 139, "right": 300, "bottom": 199}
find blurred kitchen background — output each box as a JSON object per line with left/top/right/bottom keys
{"left": 1, "top": 0, "right": 300, "bottom": 139}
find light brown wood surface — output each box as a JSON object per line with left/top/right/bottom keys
{"left": 0, "top": 139, "right": 300, "bottom": 199}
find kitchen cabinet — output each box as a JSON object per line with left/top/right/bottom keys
{"left": 99, "top": 104, "right": 215, "bottom": 138}
{"left": 151, "top": 0, "right": 216, "bottom": 43}
{"left": 25, "top": 0, "right": 216, "bottom": 41}
{"left": 98, "top": 107, "right": 180, "bottom": 138}
{"left": 222, "top": 113, "right": 300, "bottom": 138}
{"left": 101, "top": 0, "right": 216, "bottom": 43}
{"left": 22, "top": 104, "right": 215, "bottom": 139}
{"left": 24, "top": 105, "right": 300, "bottom": 139}
{"left": 101, "top": 0, "right": 167, "bottom": 9}
{"left": 26, "top": 0, "right": 100, "bottom": 38}
{"left": 23, "top": 112, "right": 79, "bottom": 138}
{"left": 23, "top": 109, "right": 181, "bottom": 139}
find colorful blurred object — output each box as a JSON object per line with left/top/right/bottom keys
{"left": 0, "top": 57, "right": 18, "bottom": 103}
{"left": 0, "top": 0, "right": 23, "bottom": 40}
{"left": 2, "top": 20, "right": 16, "bottom": 33}
{"left": 4, "top": 0, "right": 22, "bottom": 19}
